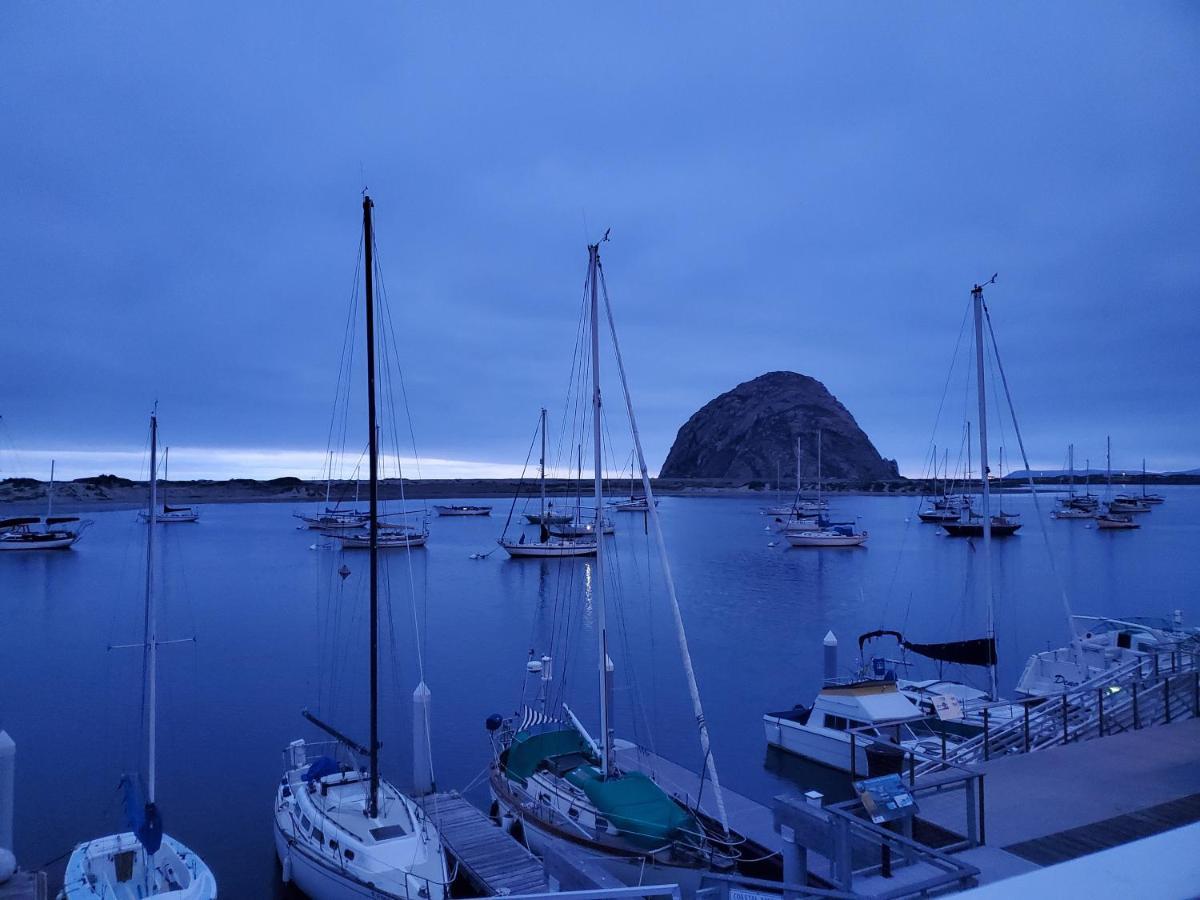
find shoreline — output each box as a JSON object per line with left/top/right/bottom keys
{"left": 2, "top": 474, "right": 1195, "bottom": 516}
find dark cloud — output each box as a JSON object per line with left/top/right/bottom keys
{"left": 2, "top": 2, "right": 1197, "bottom": 478}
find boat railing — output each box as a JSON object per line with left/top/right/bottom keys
{"left": 914, "top": 642, "right": 1200, "bottom": 776}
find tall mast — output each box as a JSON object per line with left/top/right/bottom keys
{"left": 795, "top": 435, "right": 801, "bottom": 500}
{"left": 587, "top": 243, "right": 612, "bottom": 779}
{"left": 539, "top": 407, "right": 547, "bottom": 523}
{"left": 1068, "top": 444, "right": 1074, "bottom": 496}
{"left": 325, "top": 450, "right": 333, "bottom": 507}
{"left": 1143, "top": 457, "right": 1147, "bottom": 498}
{"left": 146, "top": 414, "right": 159, "bottom": 804}
{"left": 1106, "top": 435, "right": 1112, "bottom": 498}
{"left": 363, "top": 194, "right": 381, "bottom": 819}
{"left": 163, "top": 447, "right": 169, "bottom": 508}
{"left": 971, "top": 284, "right": 998, "bottom": 701}
{"left": 47, "top": 459, "right": 55, "bottom": 518}
{"left": 816, "top": 429, "right": 822, "bottom": 508}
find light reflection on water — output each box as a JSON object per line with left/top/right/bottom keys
{"left": 1, "top": 488, "right": 1197, "bottom": 892}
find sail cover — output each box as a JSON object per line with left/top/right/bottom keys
{"left": 121, "top": 774, "right": 164, "bottom": 854}
{"left": 859, "top": 629, "right": 997, "bottom": 667}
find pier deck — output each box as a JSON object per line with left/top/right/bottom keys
{"left": 0, "top": 872, "right": 47, "bottom": 900}
{"left": 418, "top": 791, "right": 546, "bottom": 896}
{"left": 919, "top": 717, "right": 1200, "bottom": 879}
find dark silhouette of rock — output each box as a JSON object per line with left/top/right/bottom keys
{"left": 660, "top": 371, "right": 899, "bottom": 484}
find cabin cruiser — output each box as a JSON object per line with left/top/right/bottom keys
{"left": 1015, "top": 615, "right": 1200, "bottom": 697}
{"left": 763, "top": 678, "right": 953, "bottom": 772}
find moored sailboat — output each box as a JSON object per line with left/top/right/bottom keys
{"left": 0, "top": 460, "right": 91, "bottom": 550}
{"left": 59, "top": 413, "right": 216, "bottom": 899}
{"left": 273, "top": 195, "right": 448, "bottom": 899}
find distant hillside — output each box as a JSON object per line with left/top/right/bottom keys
{"left": 660, "top": 371, "right": 899, "bottom": 484}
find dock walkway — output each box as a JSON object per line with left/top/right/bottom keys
{"left": 418, "top": 791, "right": 546, "bottom": 896}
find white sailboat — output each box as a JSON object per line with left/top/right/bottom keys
{"left": 432, "top": 504, "right": 492, "bottom": 516}
{"left": 59, "top": 413, "right": 216, "bottom": 899}
{"left": 609, "top": 451, "right": 659, "bottom": 512}
{"left": 0, "top": 460, "right": 91, "bottom": 551}
{"left": 499, "top": 408, "right": 596, "bottom": 558}
{"left": 274, "top": 195, "right": 448, "bottom": 900}
{"left": 139, "top": 448, "right": 199, "bottom": 523}
{"left": 1098, "top": 437, "right": 1142, "bottom": 528}
{"left": 295, "top": 452, "right": 370, "bottom": 530}
{"left": 783, "top": 430, "right": 867, "bottom": 547}
{"left": 488, "top": 238, "right": 775, "bottom": 891}
{"left": 1051, "top": 445, "right": 1095, "bottom": 519}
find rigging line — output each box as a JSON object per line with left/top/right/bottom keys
{"left": 501, "top": 413, "right": 541, "bottom": 540}
{"left": 981, "top": 298, "right": 1076, "bottom": 632}
{"left": 597, "top": 256, "right": 730, "bottom": 836}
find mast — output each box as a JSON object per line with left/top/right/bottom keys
{"left": 944, "top": 448, "right": 950, "bottom": 501}
{"left": 363, "top": 194, "right": 381, "bottom": 819}
{"left": 587, "top": 243, "right": 612, "bottom": 778}
{"left": 597, "top": 246, "right": 732, "bottom": 834}
{"left": 1068, "top": 444, "right": 1075, "bottom": 497}
{"left": 163, "top": 447, "right": 169, "bottom": 509}
{"left": 816, "top": 429, "right": 822, "bottom": 509}
{"left": 1106, "top": 435, "right": 1112, "bottom": 498}
{"left": 971, "top": 284, "right": 998, "bottom": 701}
{"left": 146, "top": 415, "right": 159, "bottom": 804}
{"left": 325, "top": 450, "right": 333, "bottom": 507}
{"left": 795, "top": 435, "right": 801, "bottom": 502}
{"left": 47, "top": 459, "right": 55, "bottom": 518}
{"left": 1142, "top": 457, "right": 1147, "bottom": 498}
{"left": 539, "top": 407, "right": 547, "bottom": 523}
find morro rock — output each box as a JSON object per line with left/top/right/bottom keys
{"left": 660, "top": 371, "right": 899, "bottom": 484}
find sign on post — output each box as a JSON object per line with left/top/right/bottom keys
{"left": 853, "top": 774, "right": 918, "bottom": 825}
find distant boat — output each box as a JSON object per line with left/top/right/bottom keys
{"left": 783, "top": 430, "right": 867, "bottom": 546}
{"left": 59, "top": 412, "right": 216, "bottom": 899}
{"left": 433, "top": 504, "right": 492, "bottom": 516}
{"left": 499, "top": 408, "right": 596, "bottom": 558}
{"left": 917, "top": 445, "right": 971, "bottom": 523}
{"left": 1099, "top": 436, "right": 1145, "bottom": 526}
{"left": 941, "top": 515, "right": 1021, "bottom": 538}
{"left": 609, "top": 451, "right": 659, "bottom": 511}
{"left": 548, "top": 517, "right": 614, "bottom": 537}
{"left": 339, "top": 521, "right": 429, "bottom": 549}
{"left": 294, "top": 451, "right": 369, "bottom": 529}
{"left": 274, "top": 194, "right": 448, "bottom": 900}
{"left": 0, "top": 461, "right": 91, "bottom": 551}
{"left": 139, "top": 448, "right": 199, "bottom": 523}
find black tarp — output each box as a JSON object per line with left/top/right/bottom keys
{"left": 859, "top": 629, "right": 997, "bottom": 667}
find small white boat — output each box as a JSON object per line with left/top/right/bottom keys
{"left": 610, "top": 496, "right": 657, "bottom": 512}
{"left": 785, "top": 524, "right": 867, "bottom": 547}
{"left": 138, "top": 449, "right": 200, "bottom": 523}
{"left": 764, "top": 678, "right": 952, "bottom": 772}
{"left": 433, "top": 504, "right": 492, "bottom": 516}
{"left": 60, "top": 831, "right": 217, "bottom": 899}
{"left": 339, "top": 525, "right": 429, "bottom": 549}
{"left": 296, "top": 508, "right": 370, "bottom": 530}
{"left": 1096, "top": 513, "right": 1139, "bottom": 530}
{"left": 523, "top": 509, "right": 574, "bottom": 525}
{"left": 1015, "top": 615, "right": 1199, "bottom": 697}
{"left": 0, "top": 516, "right": 89, "bottom": 550}
{"left": 1051, "top": 506, "right": 1094, "bottom": 520}
{"left": 498, "top": 535, "right": 597, "bottom": 558}
{"left": 60, "top": 413, "right": 216, "bottom": 899}
{"left": 1108, "top": 497, "right": 1151, "bottom": 514}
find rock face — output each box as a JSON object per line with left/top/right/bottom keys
{"left": 660, "top": 371, "right": 899, "bottom": 483}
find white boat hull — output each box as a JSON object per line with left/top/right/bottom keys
{"left": 785, "top": 531, "right": 867, "bottom": 547}
{"left": 433, "top": 506, "right": 492, "bottom": 516}
{"left": 0, "top": 533, "right": 80, "bottom": 550}
{"left": 498, "top": 539, "right": 596, "bottom": 558}
{"left": 762, "top": 714, "right": 865, "bottom": 772}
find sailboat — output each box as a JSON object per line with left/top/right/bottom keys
{"left": 783, "top": 430, "right": 867, "bottom": 547}
{"left": 609, "top": 451, "right": 659, "bottom": 512}
{"left": 0, "top": 460, "right": 91, "bottom": 550}
{"left": 59, "top": 413, "right": 216, "bottom": 899}
{"left": 840, "top": 282, "right": 1019, "bottom": 733}
{"left": 499, "top": 409, "right": 596, "bottom": 558}
{"left": 917, "top": 447, "right": 967, "bottom": 524}
{"left": 295, "top": 452, "right": 371, "bottom": 530}
{"left": 1097, "top": 436, "right": 1141, "bottom": 529}
{"left": 139, "top": 447, "right": 199, "bottom": 523}
{"left": 1135, "top": 459, "right": 1165, "bottom": 504}
{"left": 273, "top": 195, "right": 448, "bottom": 899}
{"left": 488, "top": 239, "right": 775, "bottom": 891}
{"left": 1051, "top": 445, "right": 1094, "bottom": 519}
{"left": 549, "top": 445, "right": 614, "bottom": 537}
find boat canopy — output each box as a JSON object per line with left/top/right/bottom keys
{"left": 859, "top": 629, "right": 997, "bottom": 668}
{"left": 565, "top": 766, "right": 698, "bottom": 849}
{"left": 0, "top": 517, "right": 41, "bottom": 528}
{"left": 45, "top": 516, "right": 80, "bottom": 525}
{"left": 504, "top": 727, "right": 595, "bottom": 783}
{"left": 162, "top": 505, "right": 193, "bottom": 513}
{"left": 819, "top": 680, "right": 923, "bottom": 723}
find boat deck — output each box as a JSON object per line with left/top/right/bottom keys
{"left": 417, "top": 791, "right": 546, "bottom": 896}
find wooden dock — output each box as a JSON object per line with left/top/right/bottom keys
{"left": 418, "top": 791, "right": 547, "bottom": 896}
{"left": 0, "top": 871, "right": 47, "bottom": 900}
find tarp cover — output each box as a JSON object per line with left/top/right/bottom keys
{"left": 121, "top": 774, "right": 163, "bottom": 854}
{"left": 504, "top": 728, "right": 594, "bottom": 783}
{"left": 566, "top": 767, "right": 697, "bottom": 849}
{"left": 859, "top": 629, "right": 997, "bottom": 667}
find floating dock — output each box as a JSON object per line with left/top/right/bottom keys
{"left": 418, "top": 791, "right": 546, "bottom": 896}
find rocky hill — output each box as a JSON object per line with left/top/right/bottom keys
{"left": 660, "top": 371, "right": 899, "bottom": 484}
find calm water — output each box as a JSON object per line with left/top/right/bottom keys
{"left": 2, "top": 488, "right": 1198, "bottom": 893}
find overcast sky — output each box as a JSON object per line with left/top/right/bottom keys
{"left": 3, "top": 2, "right": 1197, "bottom": 480}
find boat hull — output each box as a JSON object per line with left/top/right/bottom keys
{"left": 762, "top": 714, "right": 865, "bottom": 772}
{"left": 499, "top": 540, "right": 596, "bottom": 558}
{"left": 941, "top": 522, "right": 1021, "bottom": 537}
{"left": 0, "top": 533, "right": 80, "bottom": 550}
{"left": 433, "top": 505, "right": 492, "bottom": 516}
{"left": 784, "top": 531, "right": 867, "bottom": 547}
{"left": 60, "top": 831, "right": 217, "bottom": 899}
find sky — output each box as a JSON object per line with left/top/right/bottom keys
{"left": 2, "top": 2, "right": 1198, "bottom": 480}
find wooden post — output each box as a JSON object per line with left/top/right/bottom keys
{"left": 1061, "top": 694, "right": 1069, "bottom": 743}
{"left": 983, "top": 707, "right": 990, "bottom": 761}
{"left": 1023, "top": 703, "right": 1030, "bottom": 752}
{"left": 979, "top": 774, "right": 987, "bottom": 846}
{"left": 1133, "top": 682, "right": 1140, "bottom": 730}
{"left": 908, "top": 750, "right": 915, "bottom": 787}
{"left": 1164, "top": 677, "right": 1172, "bottom": 724}
{"left": 1098, "top": 688, "right": 1104, "bottom": 737}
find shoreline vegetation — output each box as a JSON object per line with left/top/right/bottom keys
{"left": 2, "top": 472, "right": 1197, "bottom": 515}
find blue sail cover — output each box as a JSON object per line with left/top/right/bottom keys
{"left": 121, "top": 775, "right": 164, "bottom": 854}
